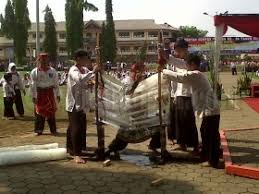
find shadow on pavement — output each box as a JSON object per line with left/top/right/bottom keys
{"left": 0, "top": 160, "right": 200, "bottom": 194}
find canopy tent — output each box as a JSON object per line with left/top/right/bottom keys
{"left": 213, "top": 14, "right": 259, "bottom": 90}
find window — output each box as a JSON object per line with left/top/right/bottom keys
{"left": 148, "top": 31, "right": 158, "bottom": 37}
{"left": 86, "top": 33, "right": 92, "bottom": 37}
{"left": 118, "top": 32, "right": 130, "bottom": 38}
{"left": 148, "top": 46, "right": 156, "bottom": 52}
{"left": 32, "top": 33, "right": 43, "bottom": 39}
{"left": 134, "top": 46, "right": 141, "bottom": 51}
{"left": 133, "top": 31, "right": 145, "bottom": 38}
{"left": 163, "top": 31, "right": 169, "bottom": 37}
{"left": 59, "top": 33, "right": 66, "bottom": 39}
{"left": 59, "top": 47, "right": 67, "bottom": 53}
{"left": 120, "top": 46, "right": 130, "bottom": 52}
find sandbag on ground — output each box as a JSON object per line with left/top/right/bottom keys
{"left": 0, "top": 148, "right": 67, "bottom": 166}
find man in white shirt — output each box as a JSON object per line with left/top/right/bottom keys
{"left": 166, "top": 38, "right": 198, "bottom": 152}
{"left": 66, "top": 49, "right": 99, "bottom": 164}
{"left": 230, "top": 61, "right": 237, "bottom": 75}
{"left": 163, "top": 53, "right": 221, "bottom": 168}
{"left": 31, "top": 53, "right": 60, "bottom": 136}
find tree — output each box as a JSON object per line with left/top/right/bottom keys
{"left": 43, "top": 5, "right": 58, "bottom": 63}
{"left": 1, "top": 0, "right": 15, "bottom": 39}
{"left": 65, "top": 0, "right": 98, "bottom": 56}
{"left": 103, "top": 0, "right": 117, "bottom": 64}
{"left": 1, "top": 0, "right": 31, "bottom": 65}
{"left": 0, "top": 14, "right": 4, "bottom": 35}
{"left": 178, "top": 26, "right": 208, "bottom": 38}
{"left": 136, "top": 41, "right": 147, "bottom": 63}
{"left": 13, "top": 0, "right": 31, "bottom": 66}
{"left": 100, "top": 22, "right": 105, "bottom": 63}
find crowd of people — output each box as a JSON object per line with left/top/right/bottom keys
{"left": 1, "top": 38, "right": 222, "bottom": 167}
{"left": 222, "top": 60, "right": 259, "bottom": 76}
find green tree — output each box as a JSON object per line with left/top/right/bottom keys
{"left": 1, "top": 0, "right": 15, "bottom": 39}
{"left": 136, "top": 41, "right": 147, "bottom": 63}
{"left": 178, "top": 26, "right": 208, "bottom": 38}
{"left": 43, "top": 5, "right": 58, "bottom": 63}
{"left": 0, "top": 14, "right": 4, "bottom": 35}
{"left": 13, "top": 0, "right": 31, "bottom": 66}
{"left": 65, "top": 0, "right": 98, "bottom": 56}
{"left": 103, "top": 0, "right": 117, "bottom": 64}
{"left": 1, "top": 0, "right": 30, "bottom": 65}
{"left": 100, "top": 22, "right": 105, "bottom": 63}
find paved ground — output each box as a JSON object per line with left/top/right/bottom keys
{"left": 1, "top": 72, "right": 259, "bottom": 194}
{"left": 226, "top": 129, "right": 259, "bottom": 168}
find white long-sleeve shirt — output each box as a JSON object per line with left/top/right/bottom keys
{"left": 65, "top": 65, "right": 94, "bottom": 113}
{"left": 167, "top": 56, "right": 192, "bottom": 98}
{"left": 30, "top": 67, "right": 60, "bottom": 99}
{"left": 163, "top": 69, "right": 220, "bottom": 118}
{"left": 3, "top": 81, "right": 15, "bottom": 98}
{"left": 121, "top": 76, "right": 134, "bottom": 94}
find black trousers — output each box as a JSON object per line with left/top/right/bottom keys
{"left": 108, "top": 132, "right": 161, "bottom": 153}
{"left": 14, "top": 89, "right": 24, "bottom": 116}
{"left": 66, "top": 110, "right": 87, "bottom": 156}
{"left": 3, "top": 97, "right": 15, "bottom": 118}
{"left": 149, "top": 132, "right": 161, "bottom": 149}
{"left": 231, "top": 67, "right": 237, "bottom": 75}
{"left": 175, "top": 96, "right": 198, "bottom": 147}
{"left": 168, "top": 98, "right": 176, "bottom": 141}
{"left": 34, "top": 114, "right": 57, "bottom": 134}
{"left": 108, "top": 137, "right": 128, "bottom": 152}
{"left": 200, "top": 115, "right": 221, "bottom": 166}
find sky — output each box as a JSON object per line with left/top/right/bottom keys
{"left": 0, "top": 0, "right": 258, "bottom": 36}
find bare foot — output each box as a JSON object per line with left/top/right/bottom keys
{"left": 74, "top": 156, "right": 86, "bottom": 164}
{"left": 172, "top": 144, "right": 187, "bottom": 151}
{"left": 201, "top": 161, "right": 211, "bottom": 167}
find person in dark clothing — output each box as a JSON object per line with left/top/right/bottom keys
{"left": 7, "top": 63, "right": 25, "bottom": 117}
{"left": 2, "top": 73, "right": 16, "bottom": 120}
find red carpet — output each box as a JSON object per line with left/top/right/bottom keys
{"left": 244, "top": 97, "right": 259, "bottom": 113}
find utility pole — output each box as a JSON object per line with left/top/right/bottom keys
{"left": 36, "top": 0, "right": 40, "bottom": 57}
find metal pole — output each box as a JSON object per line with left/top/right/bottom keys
{"left": 95, "top": 33, "right": 105, "bottom": 161}
{"left": 36, "top": 0, "right": 40, "bottom": 57}
{"left": 158, "top": 30, "right": 167, "bottom": 163}
{"left": 214, "top": 24, "right": 223, "bottom": 95}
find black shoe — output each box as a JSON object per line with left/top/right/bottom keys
{"left": 34, "top": 132, "right": 42, "bottom": 136}
{"left": 51, "top": 132, "right": 58, "bottom": 136}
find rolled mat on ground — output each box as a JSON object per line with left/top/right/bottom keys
{"left": 0, "top": 143, "right": 67, "bottom": 166}
{"left": 0, "top": 143, "right": 59, "bottom": 152}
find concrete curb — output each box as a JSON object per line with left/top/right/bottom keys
{"left": 221, "top": 129, "right": 259, "bottom": 180}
